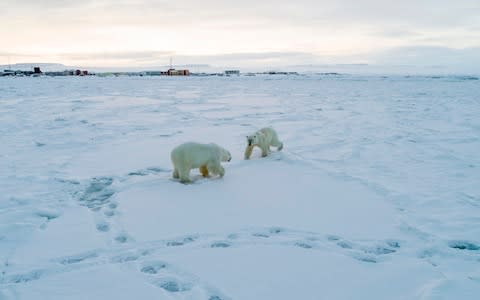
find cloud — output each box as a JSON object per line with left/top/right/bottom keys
{"left": 0, "top": 51, "right": 173, "bottom": 68}
{"left": 371, "top": 46, "right": 480, "bottom": 65}
{"left": 1, "top": 1, "right": 480, "bottom": 70}
{"left": 65, "top": 51, "right": 174, "bottom": 61}
{"left": 0, "top": 49, "right": 333, "bottom": 70}
{"left": 4, "top": 1, "right": 480, "bottom": 29}
{"left": 2, "top": 47, "right": 480, "bottom": 74}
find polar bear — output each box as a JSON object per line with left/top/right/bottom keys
{"left": 171, "top": 142, "right": 232, "bottom": 183}
{"left": 244, "top": 127, "right": 283, "bottom": 159}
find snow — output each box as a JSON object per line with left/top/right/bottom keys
{"left": 1, "top": 75, "right": 479, "bottom": 299}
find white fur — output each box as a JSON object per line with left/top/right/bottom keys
{"left": 244, "top": 127, "right": 283, "bottom": 159}
{"left": 171, "top": 142, "right": 232, "bottom": 183}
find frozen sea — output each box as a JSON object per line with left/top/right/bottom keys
{"left": 0, "top": 74, "right": 479, "bottom": 299}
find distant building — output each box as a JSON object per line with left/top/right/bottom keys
{"left": 1, "top": 70, "right": 15, "bottom": 76}
{"left": 167, "top": 69, "right": 189, "bottom": 76}
{"left": 33, "top": 67, "right": 42, "bottom": 74}
{"left": 145, "top": 71, "right": 164, "bottom": 76}
{"left": 44, "top": 71, "right": 66, "bottom": 76}
{"left": 225, "top": 70, "right": 240, "bottom": 76}
{"left": 42, "top": 69, "right": 90, "bottom": 77}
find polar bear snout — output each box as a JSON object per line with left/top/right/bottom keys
{"left": 225, "top": 151, "right": 232, "bottom": 162}
{"left": 247, "top": 136, "right": 253, "bottom": 146}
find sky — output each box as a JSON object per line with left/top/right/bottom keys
{"left": 1, "top": 0, "right": 479, "bottom": 72}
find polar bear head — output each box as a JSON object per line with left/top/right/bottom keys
{"left": 246, "top": 132, "right": 263, "bottom": 147}
{"left": 221, "top": 149, "right": 232, "bottom": 162}
{"left": 210, "top": 143, "right": 232, "bottom": 162}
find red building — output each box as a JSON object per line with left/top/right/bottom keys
{"left": 167, "top": 69, "right": 189, "bottom": 76}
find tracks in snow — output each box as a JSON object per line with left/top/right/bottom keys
{"left": 1, "top": 225, "right": 404, "bottom": 299}
{"left": 3, "top": 164, "right": 479, "bottom": 299}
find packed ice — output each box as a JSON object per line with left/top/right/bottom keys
{"left": 0, "top": 74, "right": 479, "bottom": 299}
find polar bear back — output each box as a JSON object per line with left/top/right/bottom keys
{"left": 171, "top": 142, "right": 223, "bottom": 168}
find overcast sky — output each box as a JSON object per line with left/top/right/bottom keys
{"left": 1, "top": 0, "right": 479, "bottom": 71}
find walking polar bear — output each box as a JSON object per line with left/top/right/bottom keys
{"left": 171, "top": 142, "right": 232, "bottom": 183}
{"left": 244, "top": 127, "right": 283, "bottom": 159}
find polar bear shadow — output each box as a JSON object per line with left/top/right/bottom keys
{"left": 169, "top": 172, "right": 224, "bottom": 185}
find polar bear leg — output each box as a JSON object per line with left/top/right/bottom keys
{"left": 244, "top": 145, "right": 254, "bottom": 160}
{"left": 207, "top": 162, "right": 225, "bottom": 177}
{"left": 270, "top": 133, "right": 283, "bottom": 151}
{"left": 217, "top": 165, "right": 225, "bottom": 177}
{"left": 172, "top": 167, "right": 179, "bottom": 179}
{"left": 199, "top": 165, "right": 209, "bottom": 177}
{"left": 178, "top": 167, "right": 192, "bottom": 183}
{"left": 261, "top": 145, "right": 269, "bottom": 157}
{"left": 271, "top": 140, "right": 283, "bottom": 151}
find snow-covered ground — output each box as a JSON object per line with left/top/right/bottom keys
{"left": 1, "top": 74, "right": 479, "bottom": 299}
